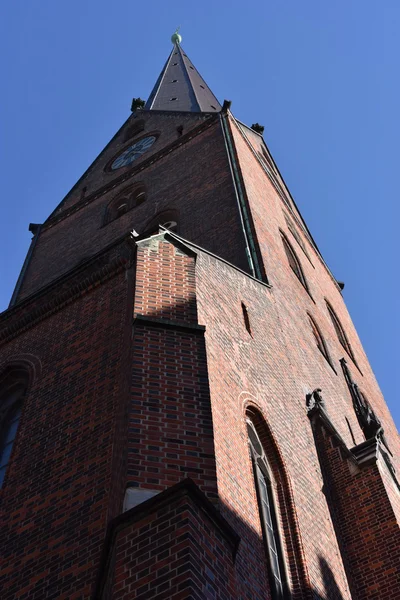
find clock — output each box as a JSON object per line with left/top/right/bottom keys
{"left": 110, "top": 135, "right": 157, "bottom": 170}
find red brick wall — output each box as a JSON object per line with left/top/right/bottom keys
{"left": 313, "top": 422, "right": 400, "bottom": 599}
{"left": 18, "top": 116, "right": 249, "bottom": 301}
{"left": 128, "top": 239, "right": 218, "bottom": 501}
{"left": 99, "top": 482, "right": 238, "bottom": 600}
{"left": 228, "top": 114, "right": 400, "bottom": 467}
{"left": 2, "top": 100, "right": 399, "bottom": 600}
{"left": 0, "top": 259, "right": 133, "bottom": 599}
{"left": 193, "top": 247, "right": 354, "bottom": 599}
{"left": 134, "top": 237, "right": 197, "bottom": 324}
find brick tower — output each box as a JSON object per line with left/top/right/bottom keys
{"left": 1, "top": 33, "right": 399, "bottom": 600}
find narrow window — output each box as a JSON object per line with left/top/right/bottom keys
{"left": 0, "top": 406, "right": 21, "bottom": 487}
{"left": 281, "top": 233, "right": 308, "bottom": 290}
{"left": 247, "top": 419, "right": 287, "bottom": 599}
{"left": 308, "top": 314, "right": 333, "bottom": 368}
{"left": 326, "top": 302, "right": 356, "bottom": 363}
{"left": 0, "top": 370, "right": 29, "bottom": 488}
{"left": 241, "top": 303, "right": 252, "bottom": 335}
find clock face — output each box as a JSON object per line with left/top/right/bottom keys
{"left": 111, "top": 136, "right": 157, "bottom": 170}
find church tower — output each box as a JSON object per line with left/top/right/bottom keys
{"left": 1, "top": 33, "right": 399, "bottom": 600}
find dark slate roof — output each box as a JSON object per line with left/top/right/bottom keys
{"left": 144, "top": 43, "right": 221, "bottom": 113}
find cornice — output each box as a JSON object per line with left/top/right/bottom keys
{"left": 43, "top": 115, "right": 219, "bottom": 232}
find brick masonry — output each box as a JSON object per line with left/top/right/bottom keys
{"left": 0, "top": 104, "right": 399, "bottom": 600}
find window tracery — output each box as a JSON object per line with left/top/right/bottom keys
{"left": 104, "top": 184, "right": 146, "bottom": 225}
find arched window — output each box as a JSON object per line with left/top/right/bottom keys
{"left": 326, "top": 301, "right": 356, "bottom": 363}
{"left": 247, "top": 418, "right": 288, "bottom": 599}
{"left": 281, "top": 232, "right": 308, "bottom": 291}
{"left": 0, "top": 368, "right": 29, "bottom": 487}
{"left": 104, "top": 184, "right": 146, "bottom": 225}
{"left": 308, "top": 313, "right": 333, "bottom": 367}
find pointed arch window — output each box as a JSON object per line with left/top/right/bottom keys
{"left": 326, "top": 301, "right": 356, "bottom": 364}
{"left": 247, "top": 418, "right": 288, "bottom": 599}
{"left": 104, "top": 184, "right": 146, "bottom": 225}
{"left": 281, "top": 232, "right": 308, "bottom": 291}
{"left": 0, "top": 369, "right": 29, "bottom": 488}
{"left": 308, "top": 313, "right": 334, "bottom": 369}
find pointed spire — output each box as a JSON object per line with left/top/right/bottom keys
{"left": 144, "top": 32, "right": 221, "bottom": 113}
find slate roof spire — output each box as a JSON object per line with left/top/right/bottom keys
{"left": 144, "top": 32, "right": 221, "bottom": 113}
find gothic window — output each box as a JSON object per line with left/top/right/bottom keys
{"left": 0, "top": 369, "right": 29, "bottom": 488}
{"left": 281, "top": 232, "right": 308, "bottom": 291}
{"left": 247, "top": 418, "right": 288, "bottom": 600}
{"left": 308, "top": 313, "right": 333, "bottom": 368}
{"left": 104, "top": 184, "right": 146, "bottom": 225}
{"left": 326, "top": 302, "right": 356, "bottom": 363}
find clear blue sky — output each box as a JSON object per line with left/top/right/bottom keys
{"left": 1, "top": 1, "right": 398, "bottom": 429}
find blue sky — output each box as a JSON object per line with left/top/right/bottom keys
{"left": 1, "top": 1, "right": 398, "bottom": 429}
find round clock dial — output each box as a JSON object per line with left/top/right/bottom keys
{"left": 111, "top": 136, "right": 157, "bottom": 170}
